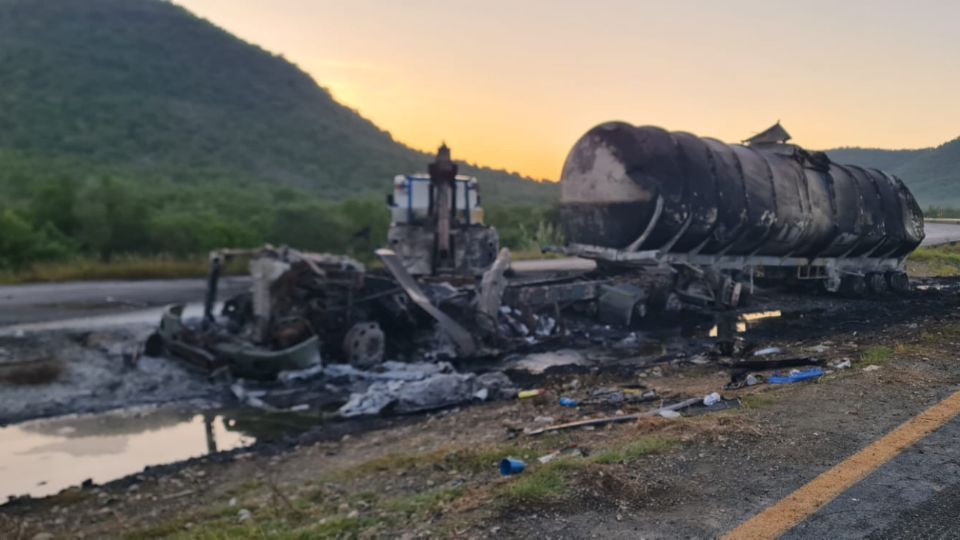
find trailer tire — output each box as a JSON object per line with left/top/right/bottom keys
{"left": 841, "top": 275, "right": 867, "bottom": 297}
{"left": 887, "top": 271, "right": 910, "bottom": 294}
{"left": 867, "top": 272, "right": 889, "bottom": 295}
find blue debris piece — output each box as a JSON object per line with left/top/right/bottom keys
{"left": 768, "top": 367, "right": 824, "bottom": 385}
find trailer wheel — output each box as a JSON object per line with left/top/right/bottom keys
{"left": 866, "top": 273, "right": 888, "bottom": 295}
{"left": 886, "top": 271, "right": 910, "bottom": 293}
{"left": 840, "top": 275, "right": 867, "bottom": 297}
{"left": 343, "top": 322, "right": 385, "bottom": 369}
{"left": 821, "top": 274, "right": 842, "bottom": 294}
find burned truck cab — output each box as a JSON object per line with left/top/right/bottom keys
{"left": 386, "top": 146, "right": 499, "bottom": 276}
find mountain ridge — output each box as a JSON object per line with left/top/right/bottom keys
{"left": 0, "top": 0, "right": 557, "bottom": 206}
{"left": 824, "top": 139, "right": 960, "bottom": 207}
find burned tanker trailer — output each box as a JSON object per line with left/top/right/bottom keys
{"left": 559, "top": 122, "right": 924, "bottom": 303}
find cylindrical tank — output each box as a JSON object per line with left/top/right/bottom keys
{"left": 560, "top": 122, "right": 925, "bottom": 258}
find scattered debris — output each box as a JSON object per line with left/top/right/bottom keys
{"left": 499, "top": 458, "right": 526, "bottom": 476}
{"left": 526, "top": 397, "right": 702, "bottom": 435}
{"left": 753, "top": 347, "right": 783, "bottom": 356}
{"left": 730, "top": 356, "right": 825, "bottom": 371}
{"left": 505, "top": 350, "right": 588, "bottom": 376}
{"left": 832, "top": 359, "right": 852, "bottom": 370}
{"left": 559, "top": 397, "right": 578, "bottom": 407}
{"left": 768, "top": 368, "right": 824, "bottom": 384}
{"left": 581, "top": 386, "right": 658, "bottom": 408}
{"left": 537, "top": 450, "right": 561, "bottom": 464}
{"left": 518, "top": 389, "right": 544, "bottom": 399}
{"left": 703, "top": 392, "right": 722, "bottom": 406}
{"left": 338, "top": 371, "right": 516, "bottom": 417}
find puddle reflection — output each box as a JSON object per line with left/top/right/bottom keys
{"left": 0, "top": 405, "right": 267, "bottom": 501}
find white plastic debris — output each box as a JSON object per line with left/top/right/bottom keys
{"left": 689, "top": 354, "right": 710, "bottom": 365}
{"left": 834, "top": 359, "right": 852, "bottom": 369}
{"left": 754, "top": 347, "right": 783, "bottom": 356}
{"left": 658, "top": 409, "right": 681, "bottom": 419}
{"left": 746, "top": 374, "right": 760, "bottom": 386}
{"left": 863, "top": 365, "right": 881, "bottom": 372}
{"left": 703, "top": 392, "right": 722, "bottom": 406}
{"left": 538, "top": 451, "right": 561, "bottom": 464}
{"left": 338, "top": 371, "right": 516, "bottom": 417}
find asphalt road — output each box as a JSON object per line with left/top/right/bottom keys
{"left": 772, "top": 394, "right": 960, "bottom": 539}
{"left": 1, "top": 221, "right": 957, "bottom": 328}
{"left": 921, "top": 221, "right": 960, "bottom": 247}
{"left": 0, "top": 277, "right": 249, "bottom": 326}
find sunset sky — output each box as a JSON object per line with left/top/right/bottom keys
{"left": 177, "top": 0, "right": 960, "bottom": 180}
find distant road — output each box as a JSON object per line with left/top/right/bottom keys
{"left": 922, "top": 221, "right": 960, "bottom": 247}
{"left": 0, "top": 277, "right": 249, "bottom": 326}
{"left": 1, "top": 221, "right": 958, "bottom": 327}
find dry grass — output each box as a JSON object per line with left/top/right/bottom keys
{"left": 0, "top": 255, "right": 247, "bottom": 284}
{"left": 907, "top": 245, "right": 960, "bottom": 277}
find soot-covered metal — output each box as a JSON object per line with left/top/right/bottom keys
{"left": 559, "top": 122, "right": 925, "bottom": 258}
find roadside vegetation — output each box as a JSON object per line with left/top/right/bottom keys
{"left": 121, "top": 432, "right": 684, "bottom": 539}
{"left": 0, "top": 175, "right": 561, "bottom": 283}
{"left": 907, "top": 244, "right": 960, "bottom": 277}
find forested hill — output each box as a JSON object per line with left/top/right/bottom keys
{"left": 826, "top": 140, "right": 960, "bottom": 208}
{"left": 0, "top": 0, "right": 556, "bottom": 205}
{"left": 0, "top": 0, "right": 559, "bottom": 269}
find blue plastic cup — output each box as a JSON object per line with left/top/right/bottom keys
{"left": 500, "top": 457, "right": 526, "bottom": 476}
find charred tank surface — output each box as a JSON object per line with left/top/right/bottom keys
{"left": 560, "top": 122, "right": 925, "bottom": 258}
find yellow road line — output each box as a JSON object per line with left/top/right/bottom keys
{"left": 723, "top": 389, "right": 960, "bottom": 540}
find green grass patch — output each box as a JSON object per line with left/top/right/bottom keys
{"left": 908, "top": 246, "right": 960, "bottom": 277}
{"left": 0, "top": 254, "right": 248, "bottom": 284}
{"left": 443, "top": 445, "right": 528, "bottom": 474}
{"left": 860, "top": 345, "right": 893, "bottom": 366}
{"left": 591, "top": 437, "right": 679, "bottom": 465}
{"left": 340, "top": 449, "right": 444, "bottom": 478}
{"left": 340, "top": 443, "right": 535, "bottom": 480}
{"left": 384, "top": 486, "right": 466, "bottom": 516}
{"left": 741, "top": 392, "right": 783, "bottom": 410}
{"left": 591, "top": 436, "right": 678, "bottom": 465}
{"left": 500, "top": 458, "right": 585, "bottom": 504}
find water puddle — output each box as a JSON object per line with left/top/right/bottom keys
{"left": 0, "top": 404, "right": 320, "bottom": 501}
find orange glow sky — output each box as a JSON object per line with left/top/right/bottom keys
{"left": 177, "top": 0, "right": 960, "bottom": 180}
